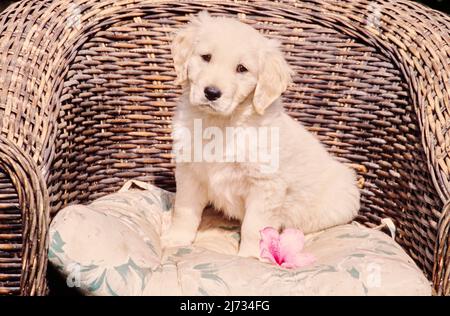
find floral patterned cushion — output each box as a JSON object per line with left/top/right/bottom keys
{"left": 48, "top": 180, "right": 431, "bottom": 296}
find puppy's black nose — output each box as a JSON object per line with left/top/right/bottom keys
{"left": 204, "top": 86, "right": 222, "bottom": 101}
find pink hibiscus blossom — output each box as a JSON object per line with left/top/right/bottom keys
{"left": 259, "top": 227, "right": 316, "bottom": 269}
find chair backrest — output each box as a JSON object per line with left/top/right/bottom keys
{"left": 1, "top": 0, "right": 449, "bottom": 293}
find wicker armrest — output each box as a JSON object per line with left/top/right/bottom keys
{"left": 433, "top": 201, "right": 450, "bottom": 295}
{"left": 0, "top": 136, "right": 49, "bottom": 295}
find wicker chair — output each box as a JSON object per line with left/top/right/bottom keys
{"left": 0, "top": 0, "right": 449, "bottom": 296}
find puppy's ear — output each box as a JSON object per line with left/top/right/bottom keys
{"left": 172, "top": 11, "right": 210, "bottom": 85}
{"left": 253, "top": 39, "right": 292, "bottom": 115}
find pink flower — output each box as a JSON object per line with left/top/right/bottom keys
{"left": 259, "top": 227, "right": 316, "bottom": 269}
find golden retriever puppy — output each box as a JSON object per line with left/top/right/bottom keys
{"left": 162, "top": 12, "right": 360, "bottom": 258}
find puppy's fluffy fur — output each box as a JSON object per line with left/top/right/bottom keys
{"left": 162, "top": 12, "right": 360, "bottom": 258}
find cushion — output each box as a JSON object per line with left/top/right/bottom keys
{"left": 48, "top": 180, "right": 431, "bottom": 296}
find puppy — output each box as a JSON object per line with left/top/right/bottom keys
{"left": 162, "top": 12, "right": 360, "bottom": 258}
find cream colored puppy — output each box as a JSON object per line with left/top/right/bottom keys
{"left": 162, "top": 12, "right": 360, "bottom": 258}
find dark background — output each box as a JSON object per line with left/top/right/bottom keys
{"left": 416, "top": 0, "right": 448, "bottom": 13}
{"left": 0, "top": 0, "right": 449, "bottom": 14}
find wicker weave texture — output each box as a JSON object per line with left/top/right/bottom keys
{"left": 0, "top": 0, "right": 449, "bottom": 295}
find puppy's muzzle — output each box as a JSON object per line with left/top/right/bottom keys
{"left": 204, "top": 86, "right": 222, "bottom": 101}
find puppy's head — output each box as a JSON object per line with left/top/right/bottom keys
{"left": 172, "top": 12, "right": 292, "bottom": 116}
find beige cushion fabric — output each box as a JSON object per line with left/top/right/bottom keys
{"left": 49, "top": 180, "right": 431, "bottom": 296}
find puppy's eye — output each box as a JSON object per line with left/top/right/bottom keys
{"left": 201, "top": 54, "right": 211, "bottom": 62}
{"left": 236, "top": 64, "right": 248, "bottom": 73}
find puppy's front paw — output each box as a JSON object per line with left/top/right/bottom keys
{"left": 161, "top": 228, "right": 195, "bottom": 249}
